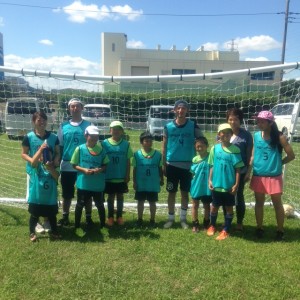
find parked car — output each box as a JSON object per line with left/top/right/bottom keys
{"left": 4, "top": 97, "right": 53, "bottom": 139}
{"left": 270, "top": 101, "right": 300, "bottom": 140}
{"left": 146, "top": 105, "right": 175, "bottom": 140}
{"left": 82, "top": 104, "right": 114, "bottom": 139}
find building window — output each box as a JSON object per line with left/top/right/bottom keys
{"left": 251, "top": 71, "right": 275, "bottom": 80}
{"left": 112, "top": 43, "right": 115, "bottom": 52}
{"left": 172, "top": 69, "right": 196, "bottom": 75}
{"left": 211, "top": 69, "right": 223, "bottom": 80}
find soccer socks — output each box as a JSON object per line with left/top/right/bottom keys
{"left": 224, "top": 213, "right": 234, "bottom": 232}
{"left": 210, "top": 212, "right": 218, "bottom": 227}
{"left": 180, "top": 208, "right": 187, "bottom": 222}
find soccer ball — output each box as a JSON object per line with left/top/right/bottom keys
{"left": 283, "top": 204, "right": 295, "bottom": 218}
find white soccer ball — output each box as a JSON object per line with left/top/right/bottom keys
{"left": 283, "top": 204, "right": 295, "bottom": 218}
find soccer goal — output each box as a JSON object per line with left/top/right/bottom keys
{"left": 0, "top": 63, "right": 299, "bottom": 214}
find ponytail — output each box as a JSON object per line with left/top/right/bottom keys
{"left": 270, "top": 121, "right": 283, "bottom": 154}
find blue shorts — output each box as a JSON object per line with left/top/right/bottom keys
{"left": 212, "top": 191, "right": 235, "bottom": 207}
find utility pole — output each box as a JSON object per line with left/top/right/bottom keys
{"left": 281, "top": 0, "right": 290, "bottom": 64}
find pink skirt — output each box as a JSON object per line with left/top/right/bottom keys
{"left": 250, "top": 175, "right": 283, "bottom": 195}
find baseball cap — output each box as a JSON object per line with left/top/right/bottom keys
{"left": 174, "top": 100, "right": 189, "bottom": 109}
{"left": 85, "top": 125, "right": 100, "bottom": 135}
{"left": 255, "top": 110, "right": 274, "bottom": 121}
{"left": 110, "top": 121, "right": 124, "bottom": 129}
{"left": 68, "top": 98, "right": 83, "bottom": 107}
{"left": 218, "top": 123, "right": 233, "bottom": 133}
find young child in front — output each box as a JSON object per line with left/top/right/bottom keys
{"left": 102, "top": 121, "right": 133, "bottom": 226}
{"left": 27, "top": 142, "right": 61, "bottom": 242}
{"left": 71, "top": 125, "right": 109, "bottom": 237}
{"left": 132, "top": 132, "right": 164, "bottom": 227}
{"left": 190, "top": 136, "right": 212, "bottom": 233}
{"left": 207, "top": 123, "right": 244, "bottom": 240}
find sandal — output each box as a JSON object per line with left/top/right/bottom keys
{"left": 30, "top": 233, "right": 37, "bottom": 242}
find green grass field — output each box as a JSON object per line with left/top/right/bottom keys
{"left": 0, "top": 204, "right": 299, "bottom": 299}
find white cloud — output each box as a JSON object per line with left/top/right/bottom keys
{"left": 39, "top": 39, "right": 54, "bottom": 46}
{"left": 244, "top": 57, "right": 270, "bottom": 61}
{"left": 198, "top": 42, "right": 219, "bottom": 51}
{"left": 127, "top": 40, "right": 145, "bottom": 49}
{"left": 224, "top": 35, "right": 281, "bottom": 54}
{"left": 0, "top": 17, "right": 4, "bottom": 27}
{"left": 60, "top": 1, "right": 143, "bottom": 23}
{"left": 4, "top": 54, "right": 100, "bottom": 75}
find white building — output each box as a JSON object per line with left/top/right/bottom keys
{"left": 101, "top": 32, "right": 281, "bottom": 91}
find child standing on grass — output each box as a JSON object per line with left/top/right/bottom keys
{"left": 102, "top": 121, "right": 133, "bottom": 226}
{"left": 207, "top": 123, "right": 244, "bottom": 240}
{"left": 27, "top": 141, "right": 61, "bottom": 242}
{"left": 190, "top": 136, "right": 212, "bottom": 233}
{"left": 71, "top": 125, "right": 109, "bottom": 237}
{"left": 132, "top": 132, "right": 164, "bottom": 227}
{"left": 246, "top": 111, "right": 295, "bottom": 241}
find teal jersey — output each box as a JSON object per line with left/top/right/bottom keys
{"left": 25, "top": 131, "right": 58, "bottom": 174}
{"left": 208, "top": 143, "right": 244, "bottom": 191}
{"left": 133, "top": 149, "right": 162, "bottom": 192}
{"left": 27, "top": 164, "right": 58, "bottom": 205}
{"left": 102, "top": 138, "right": 131, "bottom": 181}
{"left": 60, "top": 120, "right": 91, "bottom": 161}
{"left": 165, "top": 120, "right": 196, "bottom": 163}
{"left": 253, "top": 131, "right": 282, "bottom": 176}
{"left": 190, "top": 154, "right": 211, "bottom": 198}
{"left": 75, "top": 144, "right": 107, "bottom": 192}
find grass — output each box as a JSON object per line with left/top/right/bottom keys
{"left": 0, "top": 204, "right": 299, "bottom": 299}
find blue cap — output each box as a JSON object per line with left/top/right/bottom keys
{"left": 174, "top": 100, "right": 189, "bottom": 109}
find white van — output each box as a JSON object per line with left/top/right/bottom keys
{"left": 82, "top": 104, "right": 114, "bottom": 138}
{"left": 146, "top": 105, "right": 175, "bottom": 139}
{"left": 270, "top": 102, "right": 300, "bottom": 140}
{"left": 4, "top": 97, "right": 53, "bottom": 139}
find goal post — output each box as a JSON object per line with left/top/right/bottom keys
{"left": 0, "top": 63, "right": 300, "bottom": 213}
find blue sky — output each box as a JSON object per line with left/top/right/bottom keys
{"left": 0, "top": 0, "right": 299, "bottom": 77}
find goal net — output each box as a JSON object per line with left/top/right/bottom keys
{"left": 0, "top": 64, "right": 299, "bottom": 214}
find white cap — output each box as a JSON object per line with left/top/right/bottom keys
{"left": 85, "top": 125, "right": 100, "bottom": 135}
{"left": 110, "top": 121, "right": 124, "bottom": 129}
{"left": 68, "top": 98, "right": 83, "bottom": 107}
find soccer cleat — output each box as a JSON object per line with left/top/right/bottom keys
{"left": 106, "top": 217, "right": 114, "bottom": 227}
{"left": 136, "top": 219, "right": 143, "bottom": 228}
{"left": 86, "top": 218, "right": 95, "bottom": 228}
{"left": 192, "top": 220, "right": 200, "bottom": 233}
{"left": 275, "top": 230, "right": 284, "bottom": 242}
{"left": 255, "top": 228, "right": 264, "bottom": 239}
{"left": 43, "top": 220, "right": 51, "bottom": 233}
{"left": 57, "top": 218, "right": 70, "bottom": 227}
{"left": 75, "top": 228, "right": 86, "bottom": 238}
{"left": 117, "top": 217, "right": 124, "bottom": 226}
{"left": 30, "top": 233, "right": 37, "bottom": 242}
{"left": 180, "top": 220, "right": 189, "bottom": 229}
{"left": 149, "top": 219, "right": 157, "bottom": 228}
{"left": 207, "top": 225, "right": 216, "bottom": 236}
{"left": 35, "top": 223, "right": 45, "bottom": 234}
{"left": 163, "top": 220, "right": 174, "bottom": 229}
{"left": 216, "top": 230, "right": 229, "bottom": 240}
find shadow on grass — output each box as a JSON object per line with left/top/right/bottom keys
{"left": 230, "top": 224, "right": 300, "bottom": 243}
{"left": 0, "top": 205, "right": 27, "bottom": 226}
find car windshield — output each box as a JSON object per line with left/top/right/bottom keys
{"left": 7, "top": 101, "right": 37, "bottom": 115}
{"left": 83, "top": 107, "right": 111, "bottom": 118}
{"left": 150, "top": 108, "right": 174, "bottom": 119}
{"left": 270, "top": 104, "right": 294, "bottom": 116}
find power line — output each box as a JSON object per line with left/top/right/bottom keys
{"left": 0, "top": 2, "right": 291, "bottom": 18}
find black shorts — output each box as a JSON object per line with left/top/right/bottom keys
{"left": 212, "top": 191, "right": 235, "bottom": 207}
{"left": 28, "top": 203, "right": 58, "bottom": 217}
{"left": 135, "top": 192, "right": 158, "bottom": 202}
{"left": 166, "top": 164, "right": 192, "bottom": 193}
{"left": 77, "top": 189, "right": 104, "bottom": 207}
{"left": 61, "top": 171, "right": 77, "bottom": 199}
{"left": 193, "top": 195, "right": 212, "bottom": 204}
{"left": 104, "top": 182, "right": 128, "bottom": 194}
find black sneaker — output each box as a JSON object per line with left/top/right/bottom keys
{"left": 57, "top": 218, "right": 70, "bottom": 227}
{"left": 149, "top": 219, "right": 157, "bottom": 228}
{"left": 136, "top": 219, "right": 143, "bottom": 228}
{"left": 86, "top": 218, "right": 95, "bottom": 228}
{"left": 255, "top": 228, "right": 264, "bottom": 239}
{"left": 275, "top": 231, "right": 284, "bottom": 241}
